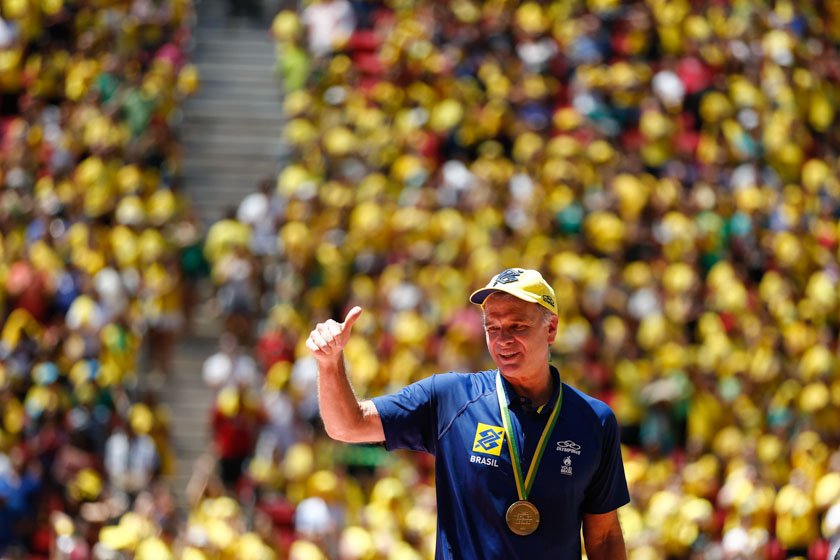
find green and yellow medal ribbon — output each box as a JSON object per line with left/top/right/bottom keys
{"left": 495, "top": 371, "right": 563, "bottom": 501}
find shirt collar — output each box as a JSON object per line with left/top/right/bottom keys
{"left": 500, "top": 365, "right": 561, "bottom": 415}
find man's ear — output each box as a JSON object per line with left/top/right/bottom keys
{"left": 547, "top": 314, "right": 559, "bottom": 344}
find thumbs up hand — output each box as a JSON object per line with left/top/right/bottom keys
{"left": 305, "top": 306, "right": 363, "bottom": 360}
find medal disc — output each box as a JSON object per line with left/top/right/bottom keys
{"left": 505, "top": 500, "right": 540, "bottom": 536}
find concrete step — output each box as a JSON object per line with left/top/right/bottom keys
{"left": 192, "top": 72, "right": 281, "bottom": 89}
{"left": 194, "top": 19, "right": 274, "bottom": 36}
{"left": 171, "top": 433, "right": 211, "bottom": 450}
{"left": 183, "top": 119, "right": 280, "bottom": 135}
{"left": 182, "top": 161, "right": 280, "bottom": 177}
{"left": 180, "top": 123, "right": 283, "bottom": 142}
{"left": 191, "top": 0, "right": 280, "bottom": 32}
{"left": 182, "top": 170, "right": 280, "bottom": 185}
{"left": 191, "top": 62, "right": 279, "bottom": 82}
{"left": 165, "top": 389, "right": 213, "bottom": 407}
{"left": 194, "top": 27, "right": 277, "bottom": 43}
{"left": 189, "top": 78, "right": 281, "bottom": 99}
{"left": 191, "top": 35, "right": 276, "bottom": 51}
{"left": 192, "top": 60, "right": 278, "bottom": 78}
{"left": 179, "top": 120, "right": 285, "bottom": 139}
{"left": 192, "top": 44, "right": 277, "bottom": 63}
{"left": 165, "top": 415, "right": 206, "bottom": 435}
{"left": 182, "top": 174, "right": 279, "bottom": 191}
{"left": 170, "top": 419, "right": 211, "bottom": 442}
{"left": 172, "top": 440, "right": 213, "bottom": 456}
{"left": 181, "top": 114, "right": 283, "bottom": 131}
{"left": 180, "top": 115, "right": 283, "bottom": 131}
{"left": 183, "top": 136, "right": 284, "bottom": 155}
{"left": 188, "top": 89, "right": 281, "bottom": 107}
{"left": 183, "top": 183, "right": 278, "bottom": 202}
{"left": 183, "top": 151, "right": 280, "bottom": 167}
{"left": 183, "top": 96, "right": 283, "bottom": 116}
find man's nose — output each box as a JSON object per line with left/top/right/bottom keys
{"left": 497, "top": 329, "right": 515, "bottom": 342}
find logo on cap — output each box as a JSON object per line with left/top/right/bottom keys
{"left": 493, "top": 268, "right": 524, "bottom": 286}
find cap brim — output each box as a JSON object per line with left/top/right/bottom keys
{"left": 469, "top": 287, "right": 540, "bottom": 306}
{"left": 469, "top": 288, "right": 495, "bottom": 305}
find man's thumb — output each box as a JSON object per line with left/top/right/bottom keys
{"left": 342, "top": 306, "right": 363, "bottom": 331}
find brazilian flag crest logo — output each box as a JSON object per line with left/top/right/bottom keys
{"left": 472, "top": 422, "right": 505, "bottom": 456}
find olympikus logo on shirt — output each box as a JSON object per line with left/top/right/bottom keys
{"left": 556, "top": 440, "right": 582, "bottom": 455}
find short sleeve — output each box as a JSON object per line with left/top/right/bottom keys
{"left": 372, "top": 376, "right": 438, "bottom": 455}
{"left": 582, "top": 409, "right": 631, "bottom": 514}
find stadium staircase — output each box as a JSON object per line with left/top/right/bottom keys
{"left": 159, "top": 0, "right": 286, "bottom": 508}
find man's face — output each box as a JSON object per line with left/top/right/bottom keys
{"left": 482, "top": 293, "right": 557, "bottom": 380}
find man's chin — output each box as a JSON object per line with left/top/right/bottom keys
{"left": 496, "top": 362, "right": 521, "bottom": 377}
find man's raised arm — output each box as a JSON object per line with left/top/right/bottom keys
{"left": 305, "top": 306, "right": 385, "bottom": 443}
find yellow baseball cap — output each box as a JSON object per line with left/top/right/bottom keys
{"left": 469, "top": 268, "right": 557, "bottom": 315}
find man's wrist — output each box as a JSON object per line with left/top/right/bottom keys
{"left": 315, "top": 354, "right": 345, "bottom": 371}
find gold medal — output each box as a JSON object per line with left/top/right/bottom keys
{"left": 505, "top": 500, "right": 540, "bottom": 536}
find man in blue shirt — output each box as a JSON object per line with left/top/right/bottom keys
{"left": 307, "top": 268, "right": 629, "bottom": 558}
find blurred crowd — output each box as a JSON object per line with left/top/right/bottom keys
{"left": 5, "top": 0, "right": 840, "bottom": 559}
{"left": 197, "top": 0, "right": 840, "bottom": 558}
{"left": 0, "top": 0, "right": 207, "bottom": 558}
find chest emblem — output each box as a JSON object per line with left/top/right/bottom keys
{"left": 556, "top": 440, "right": 582, "bottom": 455}
{"left": 472, "top": 422, "right": 505, "bottom": 456}
{"left": 561, "top": 455, "right": 573, "bottom": 476}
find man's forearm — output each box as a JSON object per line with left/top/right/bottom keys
{"left": 317, "top": 355, "right": 385, "bottom": 443}
{"left": 317, "top": 355, "right": 364, "bottom": 440}
{"left": 584, "top": 534, "right": 627, "bottom": 560}
{"left": 583, "top": 511, "right": 627, "bottom": 560}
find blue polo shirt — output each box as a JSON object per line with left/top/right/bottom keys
{"left": 372, "top": 367, "right": 630, "bottom": 559}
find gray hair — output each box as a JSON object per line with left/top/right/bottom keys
{"left": 537, "top": 305, "right": 555, "bottom": 326}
